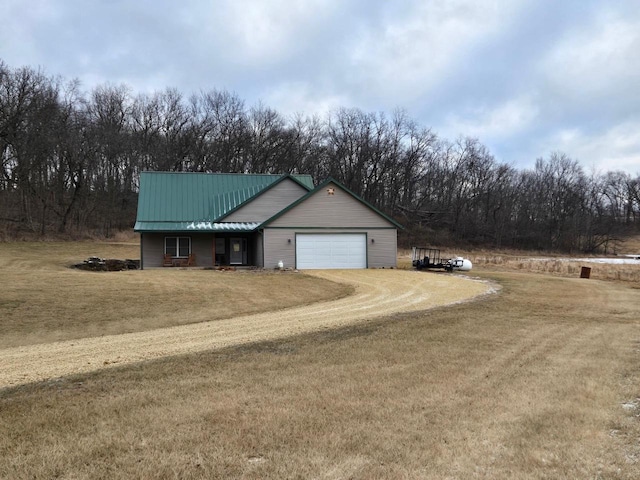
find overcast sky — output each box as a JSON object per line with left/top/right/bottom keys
{"left": 2, "top": 0, "right": 639, "bottom": 174}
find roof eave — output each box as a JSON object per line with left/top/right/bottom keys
{"left": 134, "top": 221, "right": 260, "bottom": 233}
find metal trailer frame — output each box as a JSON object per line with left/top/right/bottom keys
{"left": 411, "top": 246, "right": 470, "bottom": 272}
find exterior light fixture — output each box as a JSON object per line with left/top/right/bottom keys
{"left": 287, "top": 238, "right": 291, "bottom": 244}
{"left": 371, "top": 238, "right": 375, "bottom": 243}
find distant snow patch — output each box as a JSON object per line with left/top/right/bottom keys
{"left": 530, "top": 257, "right": 640, "bottom": 265}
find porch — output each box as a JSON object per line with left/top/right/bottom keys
{"left": 140, "top": 232, "right": 262, "bottom": 269}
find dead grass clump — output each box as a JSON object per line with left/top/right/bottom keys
{"left": 109, "top": 230, "right": 140, "bottom": 243}
{"left": 621, "top": 234, "right": 640, "bottom": 253}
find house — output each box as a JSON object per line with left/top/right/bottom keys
{"left": 134, "top": 172, "right": 402, "bottom": 269}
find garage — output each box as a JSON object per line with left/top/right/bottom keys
{"left": 296, "top": 233, "right": 367, "bottom": 269}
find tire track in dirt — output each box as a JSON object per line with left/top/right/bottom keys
{"left": 0, "top": 270, "right": 492, "bottom": 389}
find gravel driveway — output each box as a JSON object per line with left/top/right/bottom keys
{"left": 0, "top": 270, "right": 492, "bottom": 389}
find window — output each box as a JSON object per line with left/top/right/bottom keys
{"left": 165, "top": 237, "right": 191, "bottom": 257}
{"left": 215, "top": 238, "right": 226, "bottom": 254}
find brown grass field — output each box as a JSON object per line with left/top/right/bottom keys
{"left": 0, "top": 241, "right": 351, "bottom": 348}
{"left": 1, "top": 238, "right": 640, "bottom": 478}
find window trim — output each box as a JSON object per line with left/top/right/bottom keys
{"left": 164, "top": 236, "right": 191, "bottom": 258}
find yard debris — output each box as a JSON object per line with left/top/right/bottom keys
{"left": 74, "top": 257, "right": 140, "bottom": 271}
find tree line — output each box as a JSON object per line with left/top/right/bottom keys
{"left": 1, "top": 61, "right": 639, "bottom": 251}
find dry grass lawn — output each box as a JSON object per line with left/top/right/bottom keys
{"left": 0, "top": 241, "right": 351, "bottom": 348}
{"left": 1, "top": 260, "right": 639, "bottom": 477}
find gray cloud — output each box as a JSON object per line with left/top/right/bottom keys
{"left": 1, "top": 0, "right": 638, "bottom": 173}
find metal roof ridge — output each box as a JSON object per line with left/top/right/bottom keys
{"left": 140, "top": 171, "right": 291, "bottom": 176}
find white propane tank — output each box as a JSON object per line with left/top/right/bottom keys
{"left": 456, "top": 257, "right": 472, "bottom": 271}
{"left": 277, "top": 260, "right": 284, "bottom": 269}
{"left": 448, "top": 257, "right": 472, "bottom": 271}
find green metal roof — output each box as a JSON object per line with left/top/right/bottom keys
{"left": 135, "top": 172, "right": 314, "bottom": 229}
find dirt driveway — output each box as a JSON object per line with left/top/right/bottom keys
{"left": 0, "top": 270, "right": 492, "bottom": 389}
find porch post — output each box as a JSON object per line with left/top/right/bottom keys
{"left": 212, "top": 234, "right": 216, "bottom": 267}
{"left": 139, "top": 233, "right": 144, "bottom": 270}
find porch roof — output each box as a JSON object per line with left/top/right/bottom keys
{"left": 134, "top": 221, "right": 260, "bottom": 233}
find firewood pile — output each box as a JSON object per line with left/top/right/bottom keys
{"left": 74, "top": 257, "right": 140, "bottom": 271}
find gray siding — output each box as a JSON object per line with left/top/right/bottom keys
{"left": 263, "top": 229, "right": 298, "bottom": 269}
{"left": 263, "top": 228, "right": 397, "bottom": 269}
{"left": 269, "top": 182, "right": 394, "bottom": 228}
{"left": 141, "top": 233, "right": 214, "bottom": 268}
{"left": 141, "top": 233, "right": 165, "bottom": 268}
{"left": 224, "top": 179, "right": 308, "bottom": 223}
{"left": 367, "top": 229, "right": 397, "bottom": 268}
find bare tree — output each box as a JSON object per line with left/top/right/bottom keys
{"left": 0, "top": 59, "right": 638, "bottom": 248}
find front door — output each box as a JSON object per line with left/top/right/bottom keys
{"left": 230, "top": 238, "right": 247, "bottom": 265}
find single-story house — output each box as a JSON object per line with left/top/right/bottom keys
{"left": 134, "top": 171, "right": 402, "bottom": 269}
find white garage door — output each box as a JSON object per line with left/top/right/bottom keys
{"left": 296, "top": 233, "right": 367, "bottom": 269}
